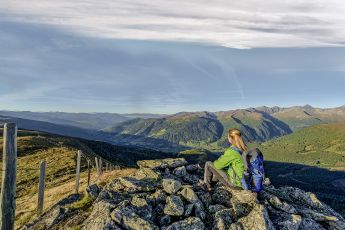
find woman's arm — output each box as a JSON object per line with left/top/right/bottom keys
{"left": 213, "top": 149, "right": 236, "bottom": 170}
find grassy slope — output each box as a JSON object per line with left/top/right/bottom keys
{"left": 0, "top": 129, "right": 169, "bottom": 228}
{"left": 253, "top": 123, "right": 345, "bottom": 216}
{"left": 258, "top": 123, "right": 345, "bottom": 168}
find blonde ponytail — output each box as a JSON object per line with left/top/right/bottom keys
{"left": 228, "top": 128, "right": 248, "bottom": 152}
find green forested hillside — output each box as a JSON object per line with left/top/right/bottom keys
{"left": 259, "top": 123, "right": 345, "bottom": 168}
{"left": 254, "top": 123, "right": 345, "bottom": 216}
{"left": 105, "top": 109, "right": 292, "bottom": 151}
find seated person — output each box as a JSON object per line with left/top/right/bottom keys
{"left": 201, "top": 128, "right": 250, "bottom": 192}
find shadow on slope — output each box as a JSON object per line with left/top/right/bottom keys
{"left": 265, "top": 161, "right": 345, "bottom": 217}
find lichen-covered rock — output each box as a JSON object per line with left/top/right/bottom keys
{"left": 111, "top": 201, "right": 158, "bottom": 230}
{"left": 213, "top": 209, "right": 233, "bottom": 230}
{"left": 82, "top": 200, "right": 118, "bottom": 230}
{"left": 173, "top": 166, "right": 187, "bottom": 177}
{"left": 178, "top": 186, "right": 199, "bottom": 203}
{"left": 86, "top": 184, "right": 101, "bottom": 200}
{"left": 227, "top": 187, "right": 257, "bottom": 219}
{"left": 266, "top": 205, "right": 301, "bottom": 230}
{"left": 208, "top": 204, "right": 227, "bottom": 214}
{"left": 211, "top": 187, "right": 232, "bottom": 208}
{"left": 27, "top": 158, "right": 345, "bottom": 230}
{"left": 299, "top": 218, "right": 326, "bottom": 230}
{"left": 119, "top": 176, "right": 160, "bottom": 193}
{"left": 237, "top": 204, "right": 275, "bottom": 230}
{"left": 132, "top": 167, "right": 162, "bottom": 180}
{"left": 131, "top": 196, "right": 154, "bottom": 221}
{"left": 164, "top": 195, "right": 185, "bottom": 216}
{"left": 137, "top": 158, "right": 187, "bottom": 169}
{"left": 184, "top": 204, "right": 194, "bottom": 216}
{"left": 166, "top": 217, "right": 205, "bottom": 230}
{"left": 182, "top": 173, "right": 200, "bottom": 184}
{"left": 186, "top": 164, "right": 198, "bottom": 172}
{"left": 162, "top": 179, "right": 182, "bottom": 194}
{"left": 159, "top": 215, "right": 171, "bottom": 226}
{"left": 147, "top": 189, "right": 167, "bottom": 206}
{"left": 194, "top": 201, "right": 207, "bottom": 220}
{"left": 261, "top": 191, "right": 296, "bottom": 214}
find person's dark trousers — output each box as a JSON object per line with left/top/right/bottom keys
{"left": 203, "top": 161, "right": 240, "bottom": 189}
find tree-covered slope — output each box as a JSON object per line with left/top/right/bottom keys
{"left": 255, "top": 123, "right": 345, "bottom": 216}
{"left": 105, "top": 110, "right": 292, "bottom": 151}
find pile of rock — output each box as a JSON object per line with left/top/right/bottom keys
{"left": 26, "top": 158, "right": 345, "bottom": 230}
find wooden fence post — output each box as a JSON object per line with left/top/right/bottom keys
{"left": 0, "top": 123, "right": 17, "bottom": 230}
{"left": 99, "top": 158, "right": 103, "bottom": 175}
{"left": 75, "top": 150, "right": 81, "bottom": 193}
{"left": 106, "top": 163, "right": 109, "bottom": 172}
{"left": 95, "top": 157, "right": 99, "bottom": 176}
{"left": 87, "top": 160, "right": 91, "bottom": 186}
{"left": 37, "top": 160, "right": 46, "bottom": 215}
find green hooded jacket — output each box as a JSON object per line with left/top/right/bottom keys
{"left": 213, "top": 145, "right": 245, "bottom": 187}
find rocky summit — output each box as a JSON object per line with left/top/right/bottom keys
{"left": 25, "top": 158, "right": 345, "bottom": 230}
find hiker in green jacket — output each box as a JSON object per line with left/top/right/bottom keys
{"left": 200, "top": 128, "right": 249, "bottom": 191}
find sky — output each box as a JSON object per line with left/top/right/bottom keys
{"left": 0, "top": 1, "right": 345, "bottom": 114}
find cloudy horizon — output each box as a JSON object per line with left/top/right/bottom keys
{"left": 1, "top": 1, "right": 345, "bottom": 113}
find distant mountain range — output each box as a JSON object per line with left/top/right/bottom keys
{"left": 1, "top": 105, "right": 345, "bottom": 151}
{"left": 103, "top": 105, "right": 345, "bottom": 150}
{"left": 0, "top": 111, "right": 165, "bottom": 130}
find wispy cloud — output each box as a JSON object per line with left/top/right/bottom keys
{"left": 1, "top": 0, "right": 345, "bottom": 48}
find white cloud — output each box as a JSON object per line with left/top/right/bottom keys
{"left": 1, "top": 0, "right": 345, "bottom": 48}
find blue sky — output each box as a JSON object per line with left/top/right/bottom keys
{"left": 1, "top": 1, "right": 345, "bottom": 114}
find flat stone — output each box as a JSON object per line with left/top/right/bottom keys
{"left": 119, "top": 176, "right": 159, "bottom": 193}
{"left": 166, "top": 217, "right": 205, "bottom": 230}
{"left": 137, "top": 158, "right": 188, "bottom": 169}
{"left": 173, "top": 166, "right": 187, "bottom": 177}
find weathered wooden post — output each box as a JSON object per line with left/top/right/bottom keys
{"left": 37, "top": 160, "right": 46, "bottom": 215}
{"left": 87, "top": 160, "right": 91, "bottom": 186}
{"left": 75, "top": 150, "right": 81, "bottom": 193}
{"left": 0, "top": 123, "right": 17, "bottom": 230}
{"left": 99, "top": 158, "right": 103, "bottom": 175}
{"left": 95, "top": 157, "right": 99, "bottom": 176}
{"left": 106, "top": 162, "right": 109, "bottom": 172}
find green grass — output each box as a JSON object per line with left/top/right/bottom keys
{"left": 71, "top": 194, "right": 94, "bottom": 211}
{"left": 250, "top": 123, "right": 345, "bottom": 217}
{"left": 256, "top": 123, "right": 345, "bottom": 168}
{"left": 0, "top": 128, "right": 165, "bottom": 229}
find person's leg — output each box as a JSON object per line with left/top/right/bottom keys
{"left": 203, "top": 161, "right": 214, "bottom": 189}
{"left": 204, "top": 161, "right": 235, "bottom": 188}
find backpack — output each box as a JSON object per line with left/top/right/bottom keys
{"left": 242, "top": 148, "right": 265, "bottom": 192}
